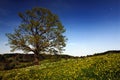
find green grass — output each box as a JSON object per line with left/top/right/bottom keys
{"left": 0, "top": 53, "right": 120, "bottom": 80}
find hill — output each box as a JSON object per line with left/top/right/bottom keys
{"left": 0, "top": 53, "right": 74, "bottom": 70}
{"left": 0, "top": 51, "right": 120, "bottom": 80}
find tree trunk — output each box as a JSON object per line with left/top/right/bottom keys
{"left": 33, "top": 53, "right": 39, "bottom": 65}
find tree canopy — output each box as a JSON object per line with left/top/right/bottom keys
{"left": 6, "top": 7, "right": 67, "bottom": 64}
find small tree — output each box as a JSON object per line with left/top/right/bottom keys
{"left": 6, "top": 7, "right": 67, "bottom": 65}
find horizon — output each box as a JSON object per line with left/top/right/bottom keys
{"left": 0, "top": 0, "right": 120, "bottom": 56}
{"left": 1, "top": 50, "right": 120, "bottom": 56}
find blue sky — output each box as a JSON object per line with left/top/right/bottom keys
{"left": 0, "top": 0, "right": 120, "bottom": 56}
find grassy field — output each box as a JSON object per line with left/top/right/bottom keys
{"left": 0, "top": 53, "right": 120, "bottom": 80}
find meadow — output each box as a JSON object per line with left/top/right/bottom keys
{"left": 0, "top": 52, "right": 120, "bottom": 80}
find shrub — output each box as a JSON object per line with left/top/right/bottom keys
{"left": 4, "top": 57, "right": 19, "bottom": 70}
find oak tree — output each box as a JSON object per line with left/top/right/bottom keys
{"left": 6, "top": 7, "right": 67, "bottom": 65}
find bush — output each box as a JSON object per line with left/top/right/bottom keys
{"left": 4, "top": 57, "right": 19, "bottom": 70}
{"left": 4, "top": 62, "right": 15, "bottom": 70}
{"left": 0, "top": 55, "right": 5, "bottom": 62}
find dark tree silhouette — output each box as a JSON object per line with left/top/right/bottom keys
{"left": 6, "top": 7, "right": 67, "bottom": 65}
